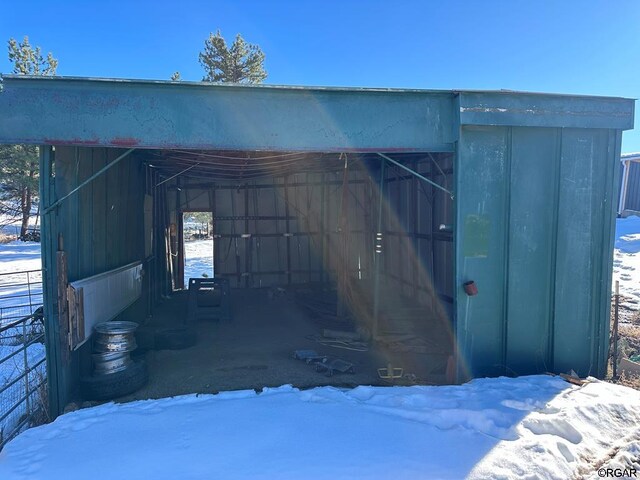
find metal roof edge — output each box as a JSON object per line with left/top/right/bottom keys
{"left": 0, "top": 74, "right": 634, "bottom": 101}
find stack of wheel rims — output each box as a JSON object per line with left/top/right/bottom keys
{"left": 80, "top": 321, "right": 148, "bottom": 401}
{"left": 93, "top": 321, "right": 138, "bottom": 373}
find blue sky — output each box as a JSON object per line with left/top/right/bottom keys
{"left": 1, "top": 0, "right": 639, "bottom": 151}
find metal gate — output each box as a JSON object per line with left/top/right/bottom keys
{"left": 0, "top": 269, "right": 47, "bottom": 450}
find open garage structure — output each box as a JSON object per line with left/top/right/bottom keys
{"left": 0, "top": 75, "right": 634, "bottom": 417}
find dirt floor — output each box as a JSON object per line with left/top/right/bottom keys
{"left": 119, "top": 287, "right": 452, "bottom": 402}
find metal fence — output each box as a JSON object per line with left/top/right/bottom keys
{"left": 0, "top": 269, "right": 47, "bottom": 450}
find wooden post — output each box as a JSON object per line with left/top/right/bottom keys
{"left": 77, "top": 288, "right": 85, "bottom": 346}
{"left": 66, "top": 286, "right": 85, "bottom": 349}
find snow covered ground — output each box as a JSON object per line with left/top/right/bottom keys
{"left": 183, "top": 239, "right": 214, "bottom": 285}
{"left": 613, "top": 215, "right": 640, "bottom": 318}
{"left": 0, "top": 241, "right": 43, "bottom": 322}
{"left": 0, "top": 376, "right": 639, "bottom": 479}
{"left": 0, "top": 241, "right": 41, "bottom": 276}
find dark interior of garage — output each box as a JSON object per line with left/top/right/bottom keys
{"left": 65, "top": 147, "right": 457, "bottom": 401}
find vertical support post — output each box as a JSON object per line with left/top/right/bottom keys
{"left": 337, "top": 154, "right": 350, "bottom": 319}
{"left": 244, "top": 185, "right": 251, "bottom": 288}
{"left": 373, "top": 159, "right": 386, "bottom": 339}
{"left": 613, "top": 280, "right": 620, "bottom": 378}
{"left": 284, "top": 175, "right": 292, "bottom": 285}
{"left": 618, "top": 160, "right": 630, "bottom": 215}
{"left": 252, "top": 186, "right": 260, "bottom": 285}
{"left": 411, "top": 159, "right": 419, "bottom": 300}
{"left": 175, "top": 178, "right": 184, "bottom": 289}
{"left": 211, "top": 188, "right": 217, "bottom": 278}
{"left": 163, "top": 186, "right": 175, "bottom": 293}
{"left": 320, "top": 172, "right": 326, "bottom": 284}
{"left": 39, "top": 145, "right": 62, "bottom": 417}
{"left": 395, "top": 166, "right": 404, "bottom": 294}
{"left": 305, "top": 172, "right": 312, "bottom": 282}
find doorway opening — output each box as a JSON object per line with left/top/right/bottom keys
{"left": 182, "top": 211, "right": 214, "bottom": 287}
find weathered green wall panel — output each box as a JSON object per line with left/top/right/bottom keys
{"left": 456, "top": 126, "right": 509, "bottom": 377}
{"left": 553, "top": 129, "right": 610, "bottom": 376}
{"left": 51, "top": 146, "right": 146, "bottom": 397}
{"left": 505, "top": 128, "right": 559, "bottom": 375}
{"left": 456, "top": 123, "right": 623, "bottom": 378}
{"left": 91, "top": 150, "right": 107, "bottom": 275}
{"left": 39, "top": 146, "right": 62, "bottom": 416}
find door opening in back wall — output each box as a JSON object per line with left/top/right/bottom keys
{"left": 183, "top": 211, "right": 214, "bottom": 286}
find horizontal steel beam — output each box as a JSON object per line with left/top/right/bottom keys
{"left": 458, "top": 91, "right": 634, "bottom": 130}
{"left": 0, "top": 75, "right": 456, "bottom": 151}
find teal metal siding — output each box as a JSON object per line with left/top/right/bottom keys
{"left": 554, "top": 128, "right": 620, "bottom": 377}
{"left": 42, "top": 146, "right": 146, "bottom": 405}
{"left": 456, "top": 126, "right": 621, "bottom": 378}
{"left": 506, "top": 127, "right": 560, "bottom": 375}
{"left": 456, "top": 126, "right": 510, "bottom": 377}
{"left": 39, "top": 146, "right": 62, "bottom": 415}
{"left": 620, "top": 159, "right": 640, "bottom": 211}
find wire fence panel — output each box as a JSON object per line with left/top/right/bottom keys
{"left": 0, "top": 269, "right": 47, "bottom": 450}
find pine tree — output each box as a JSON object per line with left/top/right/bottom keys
{"left": 8, "top": 36, "right": 58, "bottom": 76}
{"left": 198, "top": 30, "right": 267, "bottom": 83}
{"left": 2, "top": 37, "right": 58, "bottom": 239}
{"left": 0, "top": 145, "right": 39, "bottom": 238}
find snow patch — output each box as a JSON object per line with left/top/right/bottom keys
{"left": 1, "top": 376, "right": 640, "bottom": 479}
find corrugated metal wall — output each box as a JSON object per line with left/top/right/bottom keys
{"left": 169, "top": 155, "right": 454, "bottom": 310}
{"left": 46, "top": 146, "right": 146, "bottom": 404}
{"left": 383, "top": 156, "right": 453, "bottom": 305}
{"left": 456, "top": 126, "right": 620, "bottom": 378}
{"left": 55, "top": 147, "right": 145, "bottom": 281}
{"left": 620, "top": 160, "right": 640, "bottom": 212}
{"left": 170, "top": 166, "right": 377, "bottom": 289}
